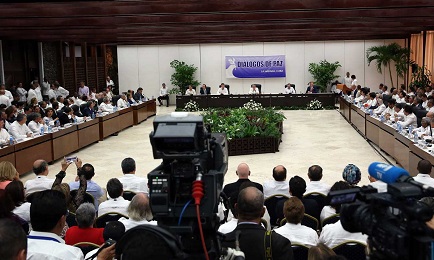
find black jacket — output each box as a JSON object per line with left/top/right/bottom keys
{"left": 223, "top": 179, "right": 263, "bottom": 197}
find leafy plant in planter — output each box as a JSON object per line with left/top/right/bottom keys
{"left": 409, "top": 65, "right": 431, "bottom": 88}
{"left": 366, "top": 43, "right": 411, "bottom": 88}
{"left": 308, "top": 60, "right": 341, "bottom": 92}
{"left": 170, "top": 60, "right": 200, "bottom": 95}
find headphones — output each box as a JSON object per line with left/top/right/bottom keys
{"left": 115, "top": 224, "right": 187, "bottom": 259}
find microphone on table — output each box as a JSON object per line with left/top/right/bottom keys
{"left": 368, "top": 162, "right": 434, "bottom": 195}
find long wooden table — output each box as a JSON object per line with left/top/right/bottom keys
{"left": 339, "top": 97, "right": 433, "bottom": 176}
{"left": 176, "top": 93, "right": 336, "bottom": 109}
{"left": 0, "top": 99, "right": 156, "bottom": 174}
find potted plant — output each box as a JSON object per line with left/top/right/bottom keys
{"left": 308, "top": 60, "right": 341, "bottom": 92}
{"left": 366, "top": 43, "right": 411, "bottom": 88}
{"left": 170, "top": 60, "right": 200, "bottom": 95}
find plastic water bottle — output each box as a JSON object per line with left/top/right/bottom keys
{"left": 408, "top": 125, "right": 413, "bottom": 134}
{"left": 55, "top": 120, "right": 60, "bottom": 127}
{"left": 40, "top": 126, "right": 44, "bottom": 135}
{"left": 414, "top": 133, "right": 419, "bottom": 143}
{"left": 74, "top": 117, "right": 77, "bottom": 124}
{"left": 47, "top": 125, "right": 52, "bottom": 133}
{"left": 9, "top": 136, "right": 14, "bottom": 145}
{"left": 113, "top": 106, "right": 117, "bottom": 112}
{"left": 397, "top": 122, "right": 402, "bottom": 133}
{"left": 91, "top": 112, "right": 95, "bottom": 119}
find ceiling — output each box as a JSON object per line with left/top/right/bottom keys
{"left": 0, "top": 0, "right": 434, "bottom": 45}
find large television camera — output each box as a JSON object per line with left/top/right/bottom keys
{"left": 148, "top": 113, "right": 228, "bottom": 258}
{"left": 329, "top": 163, "right": 434, "bottom": 260}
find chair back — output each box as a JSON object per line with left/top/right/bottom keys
{"left": 322, "top": 214, "right": 340, "bottom": 228}
{"left": 122, "top": 190, "right": 137, "bottom": 201}
{"left": 303, "top": 192, "right": 327, "bottom": 211}
{"left": 73, "top": 242, "right": 100, "bottom": 256}
{"left": 111, "top": 95, "right": 121, "bottom": 106}
{"left": 332, "top": 241, "right": 367, "bottom": 260}
{"left": 95, "top": 212, "right": 129, "bottom": 228}
{"left": 225, "top": 85, "right": 230, "bottom": 94}
{"left": 66, "top": 211, "right": 78, "bottom": 227}
{"left": 264, "top": 194, "right": 289, "bottom": 227}
{"left": 291, "top": 243, "right": 309, "bottom": 260}
{"left": 254, "top": 84, "right": 262, "bottom": 94}
{"left": 301, "top": 213, "right": 319, "bottom": 231}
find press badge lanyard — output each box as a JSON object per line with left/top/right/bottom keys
{"left": 28, "top": 235, "right": 61, "bottom": 243}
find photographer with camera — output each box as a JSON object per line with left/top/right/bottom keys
{"left": 222, "top": 186, "right": 294, "bottom": 260}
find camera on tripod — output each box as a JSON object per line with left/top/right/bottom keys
{"left": 148, "top": 113, "right": 228, "bottom": 258}
{"left": 328, "top": 162, "right": 434, "bottom": 260}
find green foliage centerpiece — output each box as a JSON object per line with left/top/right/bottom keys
{"left": 308, "top": 60, "right": 341, "bottom": 92}
{"left": 202, "top": 100, "right": 285, "bottom": 155}
{"left": 170, "top": 60, "right": 200, "bottom": 95}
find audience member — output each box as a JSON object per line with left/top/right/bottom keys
{"left": 6, "top": 180, "right": 31, "bottom": 223}
{"left": 78, "top": 81, "right": 90, "bottom": 98}
{"left": 9, "top": 113, "right": 32, "bottom": 139}
{"left": 249, "top": 84, "right": 260, "bottom": 94}
{"left": 98, "top": 178, "right": 130, "bottom": 217}
{"left": 320, "top": 181, "right": 351, "bottom": 223}
{"left": 400, "top": 104, "right": 417, "bottom": 128}
{"left": 0, "top": 119, "right": 10, "bottom": 144}
{"left": 99, "top": 97, "right": 114, "bottom": 113}
{"left": 274, "top": 197, "right": 319, "bottom": 247}
{"left": 69, "top": 162, "right": 103, "bottom": 207}
{"left": 200, "top": 83, "right": 210, "bottom": 95}
{"left": 368, "top": 173, "right": 387, "bottom": 193}
{"left": 319, "top": 218, "right": 367, "bottom": 248}
{"left": 119, "top": 193, "right": 157, "bottom": 231}
{"left": 276, "top": 176, "right": 320, "bottom": 223}
{"left": 420, "top": 197, "right": 434, "bottom": 229}
{"left": 133, "top": 87, "right": 145, "bottom": 102}
{"left": 117, "top": 94, "right": 129, "bottom": 108}
{"left": 0, "top": 161, "right": 19, "bottom": 189}
{"left": 58, "top": 106, "right": 74, "bottom": 125}
{"left": 65, "top": 203, "right": 104, "bottom": 246}
{"left": 25, "top": 160, "right": 54, "bottom": 196}
{"left": 263, "top": 165, "right": 290, "bottom": 198}
{"left": 84, "top": 221, "right": 124, "bottom": 260}
{"left": 305, "top": 165, "right": 331, "bottom": 196}
{"left": 0, "top": 219, "right": 27, "bottom": 260}
{"left": 308, "top": 243, "right": 337, "bottom": 260}
{"left": 218, "top": 191, "right": 239, "bottom": 234}
{"left": 342, "top": 164, "right": 361, "bottom": 186}
{"left": 117, "top": 157, "right": 148, "bottom": 194}
{"left": 413, "top": 159, "right": 434, "bottom": 188}
{"left": 27, "top": 190, "right": 84, "bottom": 259}
{"left": 222, "top": 187, "right": 294, "bottom": 260}
{"left": 157, "top": 83, "right": 169, "bottom": 106}
{"left": 223, "top": 163, "right": 263, "bottom": 196}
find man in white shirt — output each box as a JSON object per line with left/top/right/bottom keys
{"left": 350, "top": 75, "right": 357, "bottom": 89}
{"left": 274, "top": 197, "right": 319, "bottom": 247}
{"left": 382, "top": 85, "right": 389, "bottom": 95}
{"left": 27, "top": 82, "right": 39, "bottom": 104}
{"left": 9, "top": 113, "right": 32, "bottom": 139}
{"left": 78, "top": 81, "right": 90, "bottom": 98}
{"left": 54, "top": 82, "right": 70, "bottom": 98}
{"left": 217, "top": 83, "right": 229, "bottom": 95}
{"left": 185, "top": 85, "right": 196, "bottom": 95}
{"left": 319, "top": 220, "right": 367, "bottom": 248}
{"left": 249, "top": 84, "right": 260, "bottom": 94}
{"left": 48, "top": 84, "right": 57, "bottom": 101}
{"left": 28, "top": 112, "right": 47, "bottom": 134}
{"left": 0, "top": 89, "right": 11, "bottom": 107}
{"left": 344, "top": 72, "right": 352, "bottom": 87}
{"left": 396, "top": 91, "right": 406, "bottom": 104}
{"left": 98, "top": 178, "right": 130, "bottom": 217}
{"left": 284, "top": 83, "right": 295, "bottom": 94}
{"left": 388, "top": 104, "right": 405, "bottom": 122}
{"left": 157, "top": 83, "right": 169, "bottom": 107}
{"left": 118, "top": 157, "right": 148, "bottom": 194}
{"left": 106, "top": 76, "right": 115, "bottom": 88}
{"left": 99, "top": 97, "right": 115, "bottom": 113}
{"left": 414, "top": 117, "right": 431, "bottom": 138}
{"left": 25, "top": 159, "right": 70, "bottom": 196}
{"left": 373, "top": 96, "right": 386, "bottom": 115}
{"left": 117, "top": 94, "right": 129, "bottom": 108}
{"left": 27, "top": 190, "right": 84, "bottom": 260}
{"left": 362, "top": 92, "right": 377, "bottom": 109}
{"left": 0, "top": 120, "right": 10, "bottom": 144}
{"left": 0, "top": 84, "right": 13, "bottom": 101}
{"left": 41, "top": 77, "right": 50, "bottom": 98}
{"left": 16, "top": 82, "right": 27, "bottom": 102}
{"left": 413, "top": 159, "right": 434, "bottom": 188}
{"left": 304, "top": 165, "right": 331, "bottom": 196}
{"left": 400, "top": 105, "right": 417, "bottom": 128}
{"left": 262, "top": 165, "right": 290, "bottom": 199}
{"left": 118, "top": 193, "right": 157, "bottom": 231}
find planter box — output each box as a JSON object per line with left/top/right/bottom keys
{"left": 228, "top": 136, "right": 280, "bottom": 156}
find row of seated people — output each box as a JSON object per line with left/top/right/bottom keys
{"left": 169, "top": 82, "right": 298, "bottom": 96}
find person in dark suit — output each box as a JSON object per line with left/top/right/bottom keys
{"left": 222, "top": 187, "right": 294, "bottom": 260}
{"left": 275, "top": 176, "right": 320, "bottom": 224}
{"left": 133, "top": 87, "right": 145, "bottom": 102}
{"left": 223, "top": 163, "right": 263, "bottom": 196}
{"left": 57, "top": 106, "right": 74, "bottom": 126}
{"left": 81, "top": 101, "right": 96, "bottom": 118}
{"left": 306, "top": 81, "right": 318, "bottom": 94}
{"left": 199, "top": 84, "right": 210, "bottom": 95}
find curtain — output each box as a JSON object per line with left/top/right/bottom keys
{"left": 425, "top": 31, "right": 434, "bottom": 80}
{"left": 410, "top": 32, "right": 424, "bottom": 83}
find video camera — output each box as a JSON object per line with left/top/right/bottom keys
{"left": 148, "top": 113, "right": 228, "bottom": 258}
{"left": 329, "top": 162, "right": 434, "bottom": 260}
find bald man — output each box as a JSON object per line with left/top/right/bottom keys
{"left": 222, "top": 187, "right": 294, "bottom": 260}
{"left": 24, "top": 159, "right": 71, "bottom": 196}
{"left": 223, "top": 163, "right": 263, "bottom": 197}
{"left": 263, "top": 165, "right": 290, "bottom": 199}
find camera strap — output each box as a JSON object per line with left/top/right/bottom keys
{"left": 264, "top": 230, "right": 273, "bottom": 260}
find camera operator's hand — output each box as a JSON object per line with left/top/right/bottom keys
{"left": 96, "top": 243, "right": 115, "bottom": 260}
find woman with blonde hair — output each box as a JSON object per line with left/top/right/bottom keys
{"left": 0, "top": 161, "right": 19, "bottom": 189}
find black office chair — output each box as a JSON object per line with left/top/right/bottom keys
{"left": 322, "top": 213, "right": 340, "bottom": 228}
{"left": 254, "top": 84, "right": 262, "bottom": 94}
{"left": 332, "top": 241, "right": 367, "bottom": 260}
{"left": 225, "top": 84, "right": 230, "bottom": 94}
{"left": 73, "top": 242, "right": 100, "bottom": 256}
{"left": 111, "top": 95, "right": 121, "bottom": 107}
{"left": 95, "top": 212, "right": 129, "bottom": 228}
{"left": 303, "top": 192, "right": 327, "bottom": 211}
{"left": 264, "top": 194, "right": 289, "bottom": 227}
{"left": 97, "top": 98, "right": 104, "bottom": 105}
{"left": 291, "top": 244, "right": 309, "bottom": 260}
{"left": 122, "top": 190, "right": 137, "bottom": 201}
{"left": 79, "top": 103, "right": 87, "bottom": 115}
